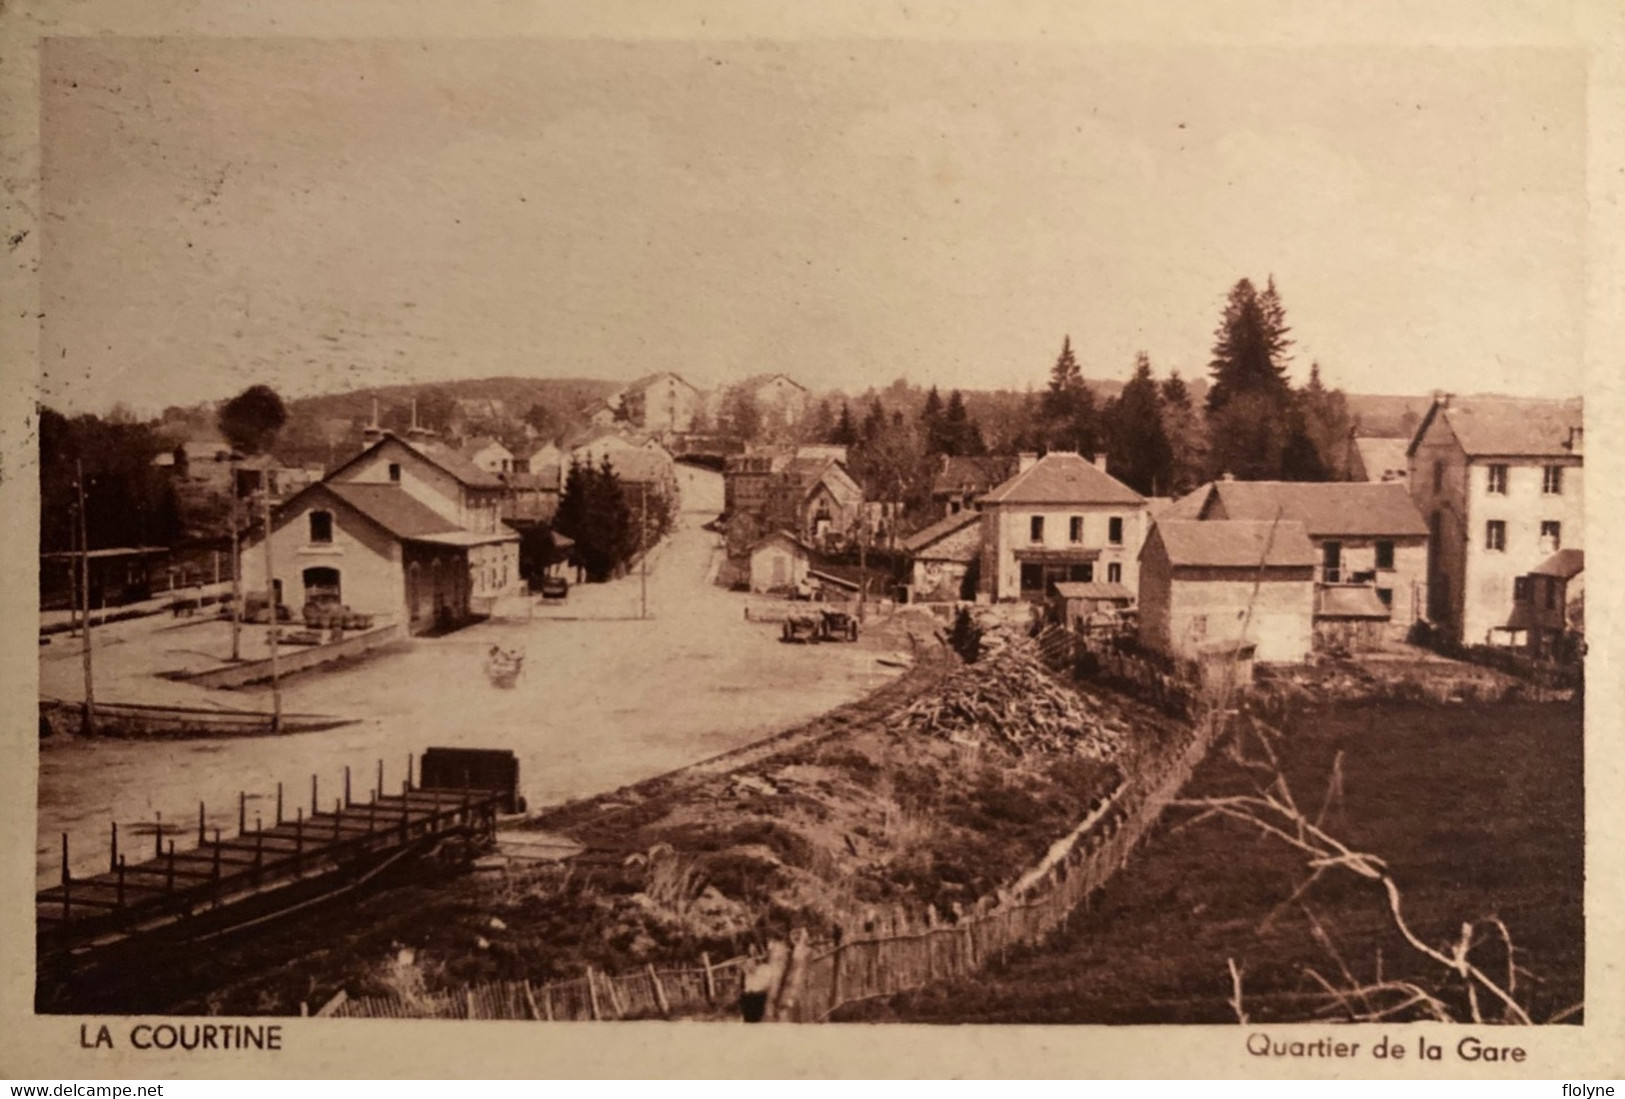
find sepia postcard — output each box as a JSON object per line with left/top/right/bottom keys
{"left": 1, "top": 0, "right": 1622, "bottom": 1080}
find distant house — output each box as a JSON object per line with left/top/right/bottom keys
{"left": 1349, "top": 435, "right": 1411, "bottom": 484}
{"left": 582, "top": 398, "right": 618, "bottom": 427}
{"left": 931, "top": 455, "right": 1017, "bottom": 517}
{"left": 1138, "top": 518, "right": 1318, "bottom": 664}
{"left": 498, "top": 471, "right": 560, "bottom": 525}
{"left": 525, "top": 442, "right": 564, "bottom": 489}
{"left": 617, "top": 372, "right": 705, "bottom": 435}
{"left": 749, "top": 531, "right": 812, "bottom": 594}
{"left": 977, "top": 452, "right": 1148, "bottom": 603}
{"left": 568, "top": 425, "right": 647, "bottom": 471}
{"left": 606, "top": 446, "right": 678, "bottom": 505}
{"left": 461, "top": 436, "right": 517, "bottom": 476}
{"left": 764, "top": 457, "right": 864, "bottom": 549}
{"left": 901, "top": 510, "right": 982, "bottom": 602}
{"left": 1509, "top": 548, "right": 1584, "bottom": 660}
{"left": 724, "top": 445, "right": 862, "bottom": 546}
{"left": 238, "top": 481, "right": 517, "bottom": 636}
{"left": 1407, "top": 394, "right": 1584, "bottom": 645}
{"left": 1180, "top": 478, "right": 1429, "bottom": 640}
{"left": 741, "top": 373, "right": 809, "bottom": 427}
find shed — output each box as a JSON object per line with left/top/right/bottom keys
{"left": 1138, "top": 518, "right": 1317, "bottom": 664}
{"left": 1048, "top": 581, "right": 1134, "bottom": 633}
{"left": 1313, "top": 584, "right": 1393, "bottom": 654}
{"left": 749, "top": 531, "right": 812, "bottom": 594}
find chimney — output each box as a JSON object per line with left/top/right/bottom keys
{"left": 1091, "top": 453, "right": 1108, "bottom": 473}
{"left": 1017, "top": 451, "right": 1039, "bottom": 474}
{"left": 361, "top": 396, "right": 384, "bottom": 449}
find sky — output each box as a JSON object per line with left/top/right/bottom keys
{"left": 37, "top": 37, "right": 1588, "bottom": 415}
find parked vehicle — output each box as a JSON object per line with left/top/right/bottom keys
{"left": 818, "top": 608, "right": 860, "bottom": 642}
{"left": 781, "top": 613, "right": 822, "bottom": 643}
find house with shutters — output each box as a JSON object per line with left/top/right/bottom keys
{"left": 977, "top": 451, "right": 1148, "bottom": 603}
{"left": 1176, "top": 478, "right": 1430, "bottom": 642}
{"left": 1406, "top": 394, "right": 1584, "bottom": 646}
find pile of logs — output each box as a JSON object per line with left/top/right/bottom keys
{"left": 900, "top": 638, "right": 1125, "bottom": 760}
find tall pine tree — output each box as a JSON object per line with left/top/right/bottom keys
{"left": 1039, "top": 336, "right": 1101, "bottom": 456}
{"left": 1206, "top": 276, "right": 1293, "bottom": 414}
{"left": 1106, "top": 352, "right": 1174, "bottom": 496}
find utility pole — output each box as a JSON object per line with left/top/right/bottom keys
{"left": 75, "top": 460, "right": 95, "bottom": 735}
{"left": 857, "top": 508, "right": 868, "bottom": 623}
{"left": 261, "top": 489, "right": 282, "bottom": 733}
{"left": 639, "top": 484, "right": 649, "bottom": 621}
{"left": 228, "top": 457, "right": 242, "bottom": 661}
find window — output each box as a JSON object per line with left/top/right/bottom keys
{"left": 1019, "top": 563, "right": 1044, "bottom": 592}
{"left": 1108, "top": 517, "right": 1124, "bottom": 545}
{"left": 1322, "top": 541, "right": 1343, "bottom": 584}
{"left": 1486, "top": 464, "right": 1508, "bottom": 495}
{"left": 308, "top": 510, "right": 333, "bottom": 544}
{"left": 1106, "top": 562, "right": 1122, "bottom": 584}
{"left": 388, "top": 462, "right": 401, "bottom": 483}
{"left": 1376, "top": 587, "right": 1393, "bottom": 608}
{"left": 1514, "top": 576, "right": 1532, "bottom": 602}
{"left": 1485, "top": 520, "right": 1506, "bottom": 551}
{"left": 1069, "top": 516, "right": 1083, "bottom": 543}
{"left": 1191, "top": 614, "right": 1208, "bottom": 638}
{"left": 1029, "top": 516, "right": 1045, "bottom": 543}
{"left": 1543, "top": 465, "right": 1564, "bottom": 495}
{"left": 1068, "top": 563, "right": 1094, "bottom": 583}
{"left": 1541, "top": 520, "right": 1562, "bottom": 549}
{"left": 1375, "top": 540, "right": 1395, "bottom": 570}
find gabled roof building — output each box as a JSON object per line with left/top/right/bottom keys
{"left": 1407, "top": 393, "right": 1583, "bottom": 645}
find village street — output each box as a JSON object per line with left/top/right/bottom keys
{"left": 36, "top": 465, "right": 906, "bottom": 885}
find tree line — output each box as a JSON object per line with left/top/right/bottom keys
{"left": 799, "top": 275, "right": 1354, "bottom": 511}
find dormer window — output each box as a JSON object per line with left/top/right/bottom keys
{"left": 388, "top": 463, "right": 401, "bottom": 483}
{"left": 309, "top": 510, "right": 334, "bottom": 544}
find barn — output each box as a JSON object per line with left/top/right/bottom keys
{"left": 1138, "top": 518, "right": 1317, "bottom": 664}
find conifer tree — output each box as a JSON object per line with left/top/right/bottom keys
{"left": 1106, "top": 352, "right": 1174, "bottom": 495}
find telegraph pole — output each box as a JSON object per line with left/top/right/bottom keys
{"left": 261, "top": 489, "right": 281, "bottom": 733}
{"left": 75, "top": 460, "right": 95, "bottom": 735}
{"left": 639, "top": 485, "right": 649, "bottom": 621}
{"left": 228, "top": 457, "right": 242, "bottom": 661}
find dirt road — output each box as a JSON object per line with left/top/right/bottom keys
{"left": 36, "top": 466, "right": 906, "bottom": 884}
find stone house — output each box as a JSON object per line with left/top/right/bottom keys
{"left": 1407, "top": 394, "right": 1584, "bottom": 645}
{"left": 977, "top": 452, "right": 1148, "bottom": 603}
{"left": 1138, "top": 518, "right": 1318, "bottom": 664}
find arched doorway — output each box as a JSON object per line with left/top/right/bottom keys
{"left": 303, "top": 566, "right": 341, "bottom": 608}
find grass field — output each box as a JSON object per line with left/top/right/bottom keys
{"left": 839, "top": 699, "right": 1584, "bottom": 1025}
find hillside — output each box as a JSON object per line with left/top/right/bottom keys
{"left": 285, "top": 376, "right": 620, "bottom": 428}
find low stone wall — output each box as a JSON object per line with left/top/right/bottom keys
{"left": 181, "top": 623, "right": 404, "bottom": 689}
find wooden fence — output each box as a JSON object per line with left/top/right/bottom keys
{"left": 331, "top": 701, "right": 1223, "bottom": 1022}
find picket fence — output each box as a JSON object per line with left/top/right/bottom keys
{"left": 329, "top": 701, "right": 1222, "bottom": 1022}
